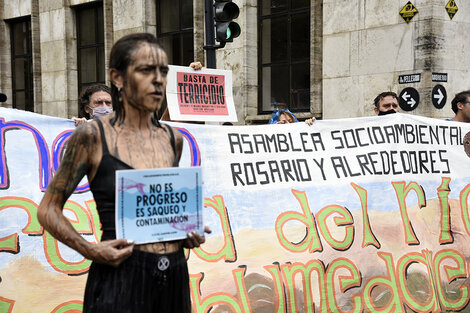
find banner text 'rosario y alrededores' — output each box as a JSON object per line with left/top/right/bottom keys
{"left": 227, "top": 123, "right": 460, "bottom": 186}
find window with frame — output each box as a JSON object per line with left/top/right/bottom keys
{"left": 10, "top": 17, "right": 34, "bottom": 112}
{"left": 76, "top": 3, "right": 105, "bottom": 94}
{"left": 157, "top": 0, "right": 194, "bottom": 65}
{"left": 259, "top": 0, "right": 310, "bottom": 113}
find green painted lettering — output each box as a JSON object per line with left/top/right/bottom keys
{"left": 192, "top": 196, "right": 236, "bottom": 262}
{"left": 275, "top": 190, "right": 323, "bottom": 253}
{"left": 392, "top": 182, "right": 425, "bottom": 245}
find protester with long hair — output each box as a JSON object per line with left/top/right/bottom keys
{"left": 38, "top": 33, "right": 210, "bottom": 313}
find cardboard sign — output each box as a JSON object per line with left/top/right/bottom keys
{"left": 115, "top": 167, "right": 203, "bottom": 244}
{"left": 166, "top": 65, "right": 238, "bottom": 122}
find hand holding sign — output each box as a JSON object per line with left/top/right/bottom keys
{"left": 190, "top": 61, "right": 204, "bottom": 70}
{"left": 183, "top": 226, "right": 212, "bottom": 249}
{"left": 87, "top": 239, "right": 135, "bottom": 267}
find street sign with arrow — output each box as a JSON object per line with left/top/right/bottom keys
{"left": 432, "top": 84, "right": 447, "bottom": 109}
{"left": 399, "top": 87, "right": 420, "bottom": 111}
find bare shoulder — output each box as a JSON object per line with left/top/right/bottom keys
{"left": 174, "top": 127, "right": 183, "bottom": 161}
{"left": 72, "top": 120, "right": 100, "bottom": 145}
{"left": 46, "top": 121, "right": 100, "bottom": 198}
{"left": 161, "top": 123, "right": 182, "bottom": 141}
{"left": 173, "top": 126, "right": 183, "bottom": 148}
{"left": 161, "top": 123, "right": 183, "bottom": 160}
{"left": 63, "top": 120, "right": 101, "bottom": 174}
{"left": 74, "top": 120, "right": 98, "bottom": 135}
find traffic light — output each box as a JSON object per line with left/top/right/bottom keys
{"left": 214, "top": 0, "right": 241, "bottom": 42}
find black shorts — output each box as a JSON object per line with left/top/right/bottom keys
{"left": 83, "top": 248, "right": 190, "bottom": 313}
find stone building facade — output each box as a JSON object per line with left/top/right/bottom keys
{"left": 0, "top": 0, "right": 469, "bottom": 123}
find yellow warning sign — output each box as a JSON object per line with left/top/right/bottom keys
{"left": 446, "top": 0, "right": 458, "bottom": 20}
{"left": 399, "top": 1, "right": 418, "bottom": 24}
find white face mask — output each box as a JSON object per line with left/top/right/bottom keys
{"left": 90, "top": 106, "right": 113, "bottom": 118}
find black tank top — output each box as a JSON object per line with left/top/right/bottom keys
{"left": 90, "top": 119, "right": 178, "bottom": 241}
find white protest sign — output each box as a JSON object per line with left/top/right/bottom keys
{"left": 166, "top": 65, "right": 238, "bottom": 122}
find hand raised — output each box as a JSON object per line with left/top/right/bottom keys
{"left": 72, "top": 117, "right": 88, "bottom": 126}
{"left": 305, "top": 117, "right": 316, "bottom": 126}
{"left": 189, "top": 61, "right": 203, "bottom": 71}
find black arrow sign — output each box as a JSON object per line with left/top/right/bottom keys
{"left": 399, "top": 87, "right": 420, "bottom": 111}
{"left": 432, "top": 84, "right": 447, "bottom": 109}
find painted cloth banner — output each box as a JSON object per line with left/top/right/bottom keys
{"left": 1, "top": 108, "right": 470, "bottom": 313}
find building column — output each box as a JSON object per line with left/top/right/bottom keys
{"left": 39, "top": 1, "right": 70, "bottom": 117}
{"left": 31, "top": 0, "right": 42, "bottom": 113}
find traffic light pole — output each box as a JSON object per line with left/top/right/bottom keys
{"left": 203, "top": 0, "right": 225, "bottom": 68}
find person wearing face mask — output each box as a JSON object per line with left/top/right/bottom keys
{"left": 373, "top": 92, "right": 399, "bottom": 115}
{"left": 73, "top": 84, "right": 113, "bottom": 126}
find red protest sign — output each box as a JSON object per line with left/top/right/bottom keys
{"left": 177, "top": 72, "right": 228, "bottom": 116}
{"left": 167, "top": 65, "right": 237, "bottom": 122}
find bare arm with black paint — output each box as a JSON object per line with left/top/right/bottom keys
{"left": 37, "top": 122, "right": 134, "bottom": 267}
